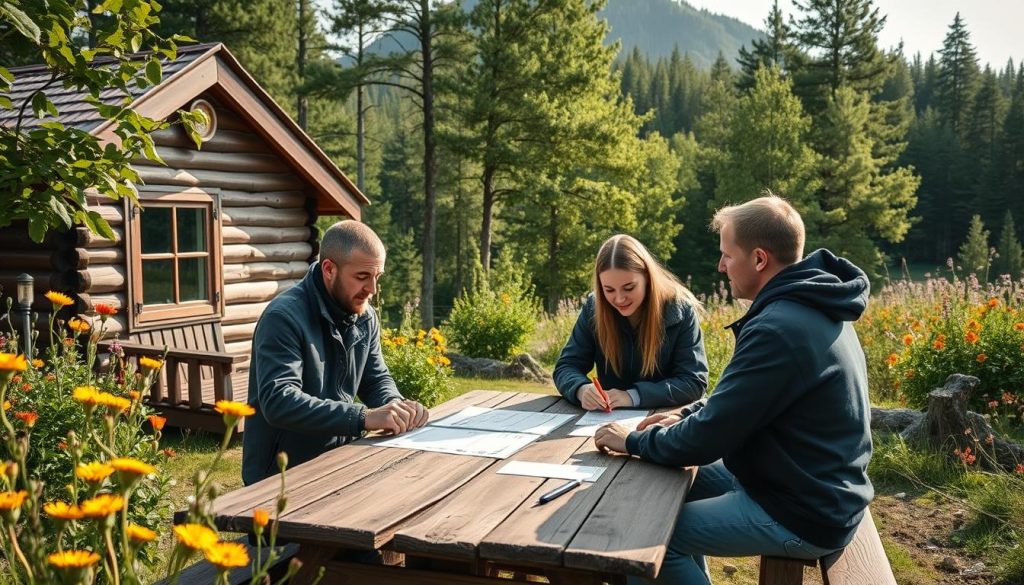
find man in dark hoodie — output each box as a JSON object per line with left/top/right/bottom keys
{"left": 596, "top": 195, "right": 873, "bottom": 584}
{"left": 242, "top": 220, "right": 429, "bottom": 486}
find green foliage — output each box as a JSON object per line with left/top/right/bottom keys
{"left": 381, "top": 326, "right": 454, "bottom": 408}
{"left": 527, "top": 298, "right": 584, "bottom": 368}
{"left": 445, "top": 256, "right": 540, "bottom": 361}
{"left": 995, "top": 211, "right": 1024, "bottom": 279}
{"left": 936, "top": 13, "right": 980, "bottom": 138}
{"left": 957, "top": 214, "right": 992, "bottom": 277}
{"left": 0, "top": 1, "right": 204, "bottom": 243}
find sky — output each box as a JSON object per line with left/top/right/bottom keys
{"left": 688, "top": 1, "right": 1023, "bottom": 70}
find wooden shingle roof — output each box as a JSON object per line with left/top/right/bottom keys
{"left": 2, "top": 43, "right": 367, "bottom": 218}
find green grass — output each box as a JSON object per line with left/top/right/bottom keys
{"left": 450, "top": 376, "right": 557, "bottom": 395}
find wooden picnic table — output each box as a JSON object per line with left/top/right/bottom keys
{"left": 207, "top": 390, "right": 696, "bottom": 584}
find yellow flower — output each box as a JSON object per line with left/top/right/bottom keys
{"left": 253, "top": 508, "right": 270, "bottom": 528}
{"left": 67, "top": 317, "right": 91, "bottom": 334}
{"left": 214, "top": 400, "right": 255, "bottom": 418}
{"left": 126, "top": 524, "right": 157, "bottom": 543}
{"left": 111, "top": 457, "right": 156, "bottom": 476}
{"left": 885, "top": 353, "right": 899, "bottom": 367}
{"left": 45, "top": 291, "right": 74, "bottom": 307}
{"left": 0, "top": 353, "right": 27, "bottom": 372}
{"left": 393, "top": 336, "right": 407, "bottom": 346}
{"left": 967, "top": 319, "right": 982, "bottom": 332}
{"left": 138, "top": 356, "right": 163, "bottom": 371}
{"left": 72, "top": 386, "right": 101, "bottom": 406}
{"left": 48, "top": 550, "right": 100, "bottom": 569}
{"left": 174, "top": 523, "right": 219, "bottom": 551}
{"left": 79, "top": 494, "right": 125, "bottom": 518}
{"left": 438, "top": 356, "right": 451, "bottom": 367}
{"left": 204, "top": 541, "right": 250, "bottom": 569}
{"left": 902, "top": 334, "right": 913, "bottom": 346}
{"left": 2, "top": 400, "right": 10, "bottom": 411}
{"left": 76, "top": 461, "right": 115, "bottom": 483}
{"left": 31, "top": 358, "right": 44, "bottom": 368}
{"left": 0, "top": 490, "right": 29, "bottom": 511}
{"left": 95, "top": 392, "right": 131, "bottom": 412}
{"left": 44, "top": 501, "right": 84, "bottom": 520}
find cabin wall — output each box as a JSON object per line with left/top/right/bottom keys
{"left": 0, "top": 223, "right": 66, "bottom": 315}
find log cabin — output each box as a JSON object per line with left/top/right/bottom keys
{"left": 0, "top": 43, "right": 367, "bottom": 431}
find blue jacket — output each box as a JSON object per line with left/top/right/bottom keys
{"left": 241, "top": 263, "right": 403, "bottom": 485}
{"left": 626, "top": 249, "right": 874, "bottom": 549}
{"left": 553, "top": 294, "right": 708, "bottom": 408}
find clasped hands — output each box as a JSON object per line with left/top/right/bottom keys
{"left": 364, "top": 399, "right": 429, "bottom": 435}
{"left": 594, "top": 411, "right": 685, "bottom": 455}
{"left": 577, "top": 383, "right": 633, "bottom": 411}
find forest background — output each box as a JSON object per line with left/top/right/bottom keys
{"left": 5, "top": 0, "right": 1021, "bottom": 328}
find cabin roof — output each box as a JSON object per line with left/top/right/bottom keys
{"left": 2, "top": 43, "right": 366, "bottom": 218}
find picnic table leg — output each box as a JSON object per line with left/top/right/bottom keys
{"left": 292, "top": 544, "right": 340, "bottom": 584}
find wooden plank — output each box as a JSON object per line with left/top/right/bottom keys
{"left": 477, "top": 432, "right": 631, "bottom": 568}
{"left": 562, "top": 462, "right": 695, "bottom": 578}
{"left": 820, "top": 508, "right": 896, "bottom": 585}
{"left": 187, "top": 360, "right": 203, "bottom": 410}
{"left": 224, "top": 279, "right": 302, "bottom": 303}
{"left": 759, "top": 557, "right": 809, "bottom": 585}
{"left": 223, "top": 226, "right": 311, "bottom": 245}
{"left": 221, "top": 206, "right": 309, "bottom": 227}
{"left": 391, "top": 399, "right": 586, "bottom": 560}
{"left": 209, "top": 391, "right": 518, "bottom": 523}
{"left": 306, "top": 559, "right": 517, "bottom": 585}
{"left": 223, "top": 243, "right": 312, "bottom": 264}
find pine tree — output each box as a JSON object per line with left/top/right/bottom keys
{"left": 957, "top": 214, "right": 991, "bottom": 278}
{"left": 736, "top": 0, "right": 801, "bottom": 92}
{"left": 710, "top": 52, "right": 732, "bottom": 84}
{"left": 936, "top": 12, "right": 979, "bottom": 138}
{"left": 995, "top": 210, "right": 1024, "bottom": 280}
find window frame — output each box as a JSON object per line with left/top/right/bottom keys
{"left": 126, "top": 187, "right": 224, "bottom": 332}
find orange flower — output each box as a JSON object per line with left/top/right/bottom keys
{"left": 126, "top": 524, "right": 157, "bottom": 543}
{"left": 967, "top": 319, "right": 982, "bottom": 332}
{"left": 128, "top": 390, "right": 140, "bottom": 401}
{"left": 885, "top": 353, "right": 899, "bottom": 367}
{"left": 987, "top": 298, "right": 999, "bottom": 308}
{"left": 31, "top": 358, "right": 44, "bottom": 368}
{"left": 902, "top": 334, "right": 914, "bottom": 346}
{"left": 67, "top": 317, "right": 91, "bottom": 334}
{"left": 76, "top": 462, "right": 115, "bottom": 483}
{"left": 204, "top": 541, "right": 250, "bottom": 569}
{"left": 965, "top": 331, "right": 980, "bottom": 344}
{"left": 976, "top": 354, "right": 988, "bottom": 363}
{"left": 94, "top": 303, "right": 118, "bottom": 316}
{"left": 48, "top": 550, "right": 100, "bottom": 569}
{"left": 0, "top": 490, "right": 29, "bottom": 511}
{"left": 14, "top": 411, "right": 38, "bottom": 427}
{"left": 20, "top": 383, "right": 31, "bottom": 392}
{"left": 933, "top": 339, "right": 945, "bottom": 350}
{"left": 162, "top": 448, "right": 177, "bottom": 458}
{"left": 110, "top": 457, "right": 156, "bottom": 476}
{"left": 214, "top": 400, "right": 255, "bottom": 418}
{"left": 1015, "top": 322, "right": 1024, "bottom": 332}
{"left": 79, "top": 494, "right": 125, "bottom": 518}
{"left": 174, "top": 523, "right": 218, "bottom": 551}
{"left": 148, "top": 415, "right": 167, "bottom": 431}
{"left": 253, "top": 508, "right": 270, "bottom": 528}
{"left": 1003, "top": 392, "right": 1016, "bottom": 405}
{"left": 0, "top": 353, "right": 27, "bottom": 372}
{"left": 44, "top": 501, "right": 84, "bottom": 520}
{"left": 44, "top": 291, "right": 74, "bottom": 307}
{"left": 1016, "top": 464, "right": 1024, "bottom": 475}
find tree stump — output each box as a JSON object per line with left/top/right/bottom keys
{"left": 900, "top": 374, "right": 1024, "bottom": 472}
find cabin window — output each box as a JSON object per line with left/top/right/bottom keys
{"left": 127, "top": 189, "right": 223, "bottom": 330}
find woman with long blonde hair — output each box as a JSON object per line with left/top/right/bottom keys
{"left": 554, "top": 235, "right": 708, "bottom": 411}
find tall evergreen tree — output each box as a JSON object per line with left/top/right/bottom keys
{"left": 957, "top": 214, "right": 991, "bottom": 278}
{"left": 736, "top": 0, "right": 801, "bottom": 92}
{"left": 936, "top": 12, "right": 979, "bottom": 138}
{"left": 995, "top": 210, "right": 1024, "bottom": 280}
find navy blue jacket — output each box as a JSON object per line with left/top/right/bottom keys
{"left": 241, "top": 264, "right": 403, "bottom": 485}
{"left": 553, "top": 294, "right": 708, "bottom": 408}
{"left": 626, "top": 250, "right": 874, "bottom": 549}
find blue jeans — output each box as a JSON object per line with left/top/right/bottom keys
{"left": 628, "top": 461, "right": 839, "bottom": 585}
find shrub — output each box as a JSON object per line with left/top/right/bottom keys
{"left": 446, "top": 257, "right": 540, "bottom": 361}
{"left": 528, "top": 298, "right": 583, "bottom": 368}
{"left": 382, "top": 327, "right": 455, "bottom": 408}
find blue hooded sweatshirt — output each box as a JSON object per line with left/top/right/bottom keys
{"left": 626, "top": 249, "right": 874, "bottom": 549}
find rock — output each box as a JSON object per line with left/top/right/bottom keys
{"left": 894, "top": 492, "right": 907, "bottom": 500}
{"left": 924, "top": 544, "right": 939, "bottom": 551}
{"left": 953, "top": 509, "right": 966, "bottom": 519}
{"left": 722, "top": 564, "right": 737, "bottom": 575}
{"left": 939, "top": 556, "right": 960, "bottom": 572}
{"left": 447, "top": 352, "right": 552, "bottom": 384}
{"left": 962, "top": 561, "right": 988, "bottom": 577}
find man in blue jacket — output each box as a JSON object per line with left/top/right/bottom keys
{"left": 242, "top": 220, "right": 429, "bottom": 485}
{"left": 596, "top": 195, "right": 873, "bottom": 584}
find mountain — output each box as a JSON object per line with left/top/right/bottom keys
{"left": 348, "top": 0, "right": 762, "bottom": 70}
{"left": 602, "top": 0, "right": 763, "bottom": 68}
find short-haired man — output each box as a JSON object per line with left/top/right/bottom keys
{"left": 242, "top": 220, "right": 429, "bottom": 485}
{"left": 596, "top": 195, "right": 873, "bottom": 584}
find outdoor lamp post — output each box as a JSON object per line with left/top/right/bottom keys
{"left": 16, "top": 273, "right": 33, "bottom": 361}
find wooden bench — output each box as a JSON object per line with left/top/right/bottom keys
{"left": 155, "top": 535, "right": 298, "bottom": 585}
{"left": 759, "top": 508, "right": 896, "bottom": 585}
{"left": 99, "top": 321, "right": 249, "bottom": 433}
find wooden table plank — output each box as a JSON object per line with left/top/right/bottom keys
{"left": 477, "top": 432, "right": 630, "bottom": 568}
{"left": 269, "top": 392, "right": 561, "bottom": 550}
{"left": 390, "top": 399, "right": 588, "bottom": 560}
{"left": 562, "top": 460, "right": 696, "bottom": 578}
{"left": 209, "top": 390, "right": 517, "bottom": 522}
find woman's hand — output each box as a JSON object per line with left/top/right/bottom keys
{"left": 578, "top": 385, "right": 634, "bottom": 411}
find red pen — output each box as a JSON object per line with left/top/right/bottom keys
{"left": 590, "top": 375, "right": 612, "bottom": 413}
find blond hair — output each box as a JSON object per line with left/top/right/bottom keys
{"left": 593, "top": 235, "right": 700, "bottom": 378}
{"left": 711, "top": 192, "right": 805, "bottom": 264}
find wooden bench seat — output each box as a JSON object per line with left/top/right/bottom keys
{"left": 99, "top": 321, "right": 250, "bottom": 433}
{"left": 155, "top": 535, "right": 298, "bottom": 585}
{"left": 759, "top": 508, "right": 895, "bottom": 585}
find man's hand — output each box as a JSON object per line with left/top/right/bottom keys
{"left": 594, "top": 422, "right": 630, "bottom": 455}
{"left": 402, "top": 399, "right": 430, "bottom": 429}
{"left": 578, "top": 385, "right": 633, "bottom": 411}
{"left": 364, "top": 401, "right": 415, "bottom": 435}
{"left": 636, "top": 412, "right": 683, "bottom": 431}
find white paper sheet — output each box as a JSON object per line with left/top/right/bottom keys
{"left": 432, "top": 406, "right": 575, "bottom": 435}
{"left": 569, "top": 415, "right": 650, "bottom": 437}
{"left": 575, "top": 409, "right": 651, "bottom": 427}
{"left": 497, "top": 461, "right": 606, "bottom": 482}
{"left": 376, "top": 426, "right": 540, "bottom": 459}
